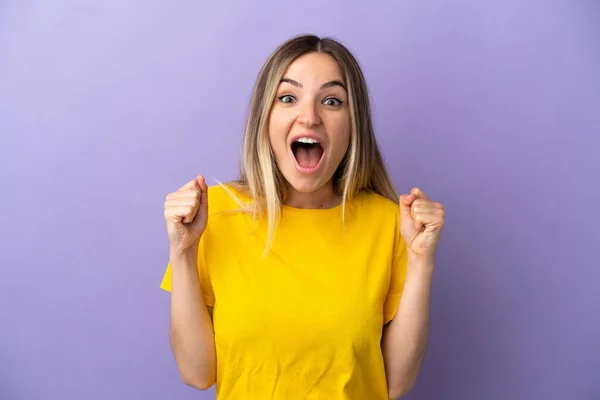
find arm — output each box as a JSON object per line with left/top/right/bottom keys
{"left": 383, "top": 187, "right": 444, "bottom": 399}
{"left": 381, "top": 258, "right": 433, "bottom": 399}
{"left": 169, "top": 247, "right": 216, "bottom": 390}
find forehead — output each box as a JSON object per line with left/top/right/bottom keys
{"left": 282, "top": 52, "right": 344, "bottom": 84}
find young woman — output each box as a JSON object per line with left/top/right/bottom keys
{"left": 161, "top": 34, "right": 445, "bottom": 399}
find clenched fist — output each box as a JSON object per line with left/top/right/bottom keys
{"left": 399, "top": 187, "right": 445, "bottom": 262}
{"left": 164, "top": 174, "right": 208, "bottom": 254}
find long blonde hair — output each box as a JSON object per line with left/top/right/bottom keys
{"left": 225, "top": 34, "right": 397, "bottom": 251}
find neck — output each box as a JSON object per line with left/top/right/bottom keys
{"left": 283, "top": 181, "right": 341, "bottom": 209}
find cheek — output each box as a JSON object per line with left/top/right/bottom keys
{"left": 268, "top": 111, "right": 291, "bottom": 156}
{"left": 327, "top": 116, "right": 351, "bottom": 158}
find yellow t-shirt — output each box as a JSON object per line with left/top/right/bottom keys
{"left": 160, "top": 184, "right": 408, "bottom": 399}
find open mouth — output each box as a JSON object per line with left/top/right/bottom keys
{"left": 291, "top": 138, "right": 324, "bottom": 170}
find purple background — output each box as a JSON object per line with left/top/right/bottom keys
{"left": 1, "top": 1, "right": 599, "bottom": 399}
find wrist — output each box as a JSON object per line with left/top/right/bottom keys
{"left": 407, "top": 250, "right": 435, "bottom": 265}
{"left": 407, "top": 253, "right": 435, "bottom": 278}
{"left": 169, "top": 246, "right": 198, "bottom": 265}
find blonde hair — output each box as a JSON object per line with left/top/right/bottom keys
{"left": 225, "top": 34, "right": 397, "bottom": 252}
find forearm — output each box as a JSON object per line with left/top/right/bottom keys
{"left": 382, "top": 258, "right": 434, "bottom": 399}
{"left": 169, "top": 247, "right": 216, "bottom": 389}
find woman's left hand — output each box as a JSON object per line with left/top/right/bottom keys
{"left": 399, "top": 188, "right": 445, "bottom": 263}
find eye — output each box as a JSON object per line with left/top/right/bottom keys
{"left": 278, "top": 95, "right": 296, "bottom": 104}
{"left": 323, "top": 97, "right": 343, "bottom": 107}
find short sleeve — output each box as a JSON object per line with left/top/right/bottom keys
{"left": 383, "top": 224, "right": 408, "bottom": 324}
{"left": 159, "top": 237, "right": 215, "bottom": 307}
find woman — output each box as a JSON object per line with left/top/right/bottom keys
{"left": 160, "top": 34, "right": 445, "bottom": 399}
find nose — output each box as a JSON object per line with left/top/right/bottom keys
{"left": 298, "top": 101, "right": 322, "bottom": 127}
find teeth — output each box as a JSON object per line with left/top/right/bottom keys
{"left": 295, "top": 137, "right": 319, "bottom": 144}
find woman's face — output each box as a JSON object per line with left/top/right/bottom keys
{"left": 268, "top": 52, "right": 351, "bottom": 196}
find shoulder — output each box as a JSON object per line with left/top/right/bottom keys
{"left": 352, "top": 190, "right": 399, "bottom": 218}
{"left": 206, "top": 182, "right": 251, "bottom": 215}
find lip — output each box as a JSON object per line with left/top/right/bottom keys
{"left": 288, "top": 133, "right": 327, "bottom": 175}
{"left": 288, "top": 133, "right": 327, "bottom": 147}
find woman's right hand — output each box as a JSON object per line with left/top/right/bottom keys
{"left": 164, "top": 175, "right": 209, "bottom": 254}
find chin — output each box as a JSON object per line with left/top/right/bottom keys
{"left": 285, "top": 174, "right": 327, "bottom": 194}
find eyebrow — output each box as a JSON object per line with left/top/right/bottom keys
{"left": 280, "top": 78, "right": 347, "bottom": 91}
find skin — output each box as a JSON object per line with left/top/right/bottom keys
{"left": 164, "top": 176, "right": 216, "bottom": 389}
{"left": 268, "top": 52, "right": 350, "bottom": 209}
{"left": 382, "top": 189, "right": 444, "bottom": 398}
